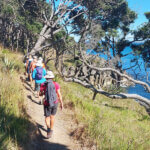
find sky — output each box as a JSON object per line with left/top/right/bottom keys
{"left": 127, "top": 0, "right": 150, "bottom": 29}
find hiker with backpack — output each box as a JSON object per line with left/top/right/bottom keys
{"left": 42, "top": 71, "right": 63, "bottom": 139}
{"left": 30, "top": 56, "right": 38, "bottom": 88}
{"left": 26, "top": 55, "right": 33, "bottom": 82}
{"left": 32, "top": 60, "right": 46, "bottom": 102}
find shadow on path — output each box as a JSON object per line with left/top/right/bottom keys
{"left": 36, "top": 123, "right": 70, "bottom": 150}
{"left": 37, "top": 123, "right": 47, "bottom": 133}
{"left": 37, "top": 141, "right": 70, "bottom": 150}
{"left": 0, "top": 101, "right": 70, "bottom": 150}
{"left": 27, "top": 95, "right": 40, "bottom": 105}
{"left": 23, "top": 83, "right": 35, "bottom": 95}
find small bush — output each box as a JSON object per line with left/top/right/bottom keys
{"left": 1, "top": 55, "right": 15, "bottom": 73}
{"left": 0, "top": 50, "right": 24, "bottom": 73}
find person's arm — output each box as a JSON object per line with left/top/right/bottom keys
{"left": 32, "top": 69, "right": 36, "bottom": 80}
{"left": 57, "top": 89, "right": 63, "bottom": 110}
{"left": 44, "top": 69, "right": 46, "bottom": 76}
{"left": 43, "top": 63, "right": 46, "bottom": 69}
{"left": 29, "top": 62, "right": 33, "bottom": 72}
{"left": 26, "top": 60, "right": 28, "bottom": 71}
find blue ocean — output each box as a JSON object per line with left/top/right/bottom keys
{"left": 87, "top": 46, "right": 150, "bottom": 99}
{"left": 122, "top": 47, "right": 150, "bottom": 99}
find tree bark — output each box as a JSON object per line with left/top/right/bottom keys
{"left": 31, "top": 25, "right": 50, "bottom": 54}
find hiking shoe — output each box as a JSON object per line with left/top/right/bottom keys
{"left": 47, "top": 130, "right": 53, "bottom": 139}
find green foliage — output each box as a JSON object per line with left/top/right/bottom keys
{"left": 54, "top": 30, "right": 66, "bottom": 40}
{"left": 26, "top": 21, "right": 42, "bottom": 34}
{"left": 134, "top": 23, "right": 150, "bottom": 40}
{"left": 0, "top": 50, "right": 24, "bottom": 73}
{"left": 1, "top": 55, "right": 15, "bottom": 73}
{"left": 23, "top": 0, "right": 39, "bottom": 18}
{"left": 144, "top": 12, "right": 150, "bottom": 21}
{"left": 1, "top": 5, "right": 13, "bottom": 15}
{"left": 2, "top": 49, "right": 10, "bottom": 54}
{"left": 132, "top": 15, "right": 150, "bottom": 66}
{"left": 108, "top": 29, "right": 119, "bottom": 38}
{"left": 0, "top": 0, "right": 51, "bottom": 52}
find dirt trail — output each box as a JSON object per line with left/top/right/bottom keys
{"left": 23, "top": 79, "right": 86, "bottom": 150}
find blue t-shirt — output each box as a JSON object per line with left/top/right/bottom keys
{"left": 32, "top": 67, "right": 46, "bottom": 83}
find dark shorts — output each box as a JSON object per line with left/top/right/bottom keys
{"left": 44, "top": 103, "right": 58, "bottom": 117}
{"left": 35, "top": 83, "right": 41, "bottom": 91}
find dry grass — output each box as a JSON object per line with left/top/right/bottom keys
{"left": 0, "top": 49, "right": 31, "bottom": 150}
{"left": 51, "top": 72, "right": 150, "bottom": 150}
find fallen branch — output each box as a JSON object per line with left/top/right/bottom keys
{"left": 78, "top": 43, "right": 150, "bottom": 93}
{"left": 64, "top": 77, "right": 150, "bottom": 109}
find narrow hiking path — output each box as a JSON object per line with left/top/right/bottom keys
{"left": 22, "top": 77, "right": 88, "bottom": 150}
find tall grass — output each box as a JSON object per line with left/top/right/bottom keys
{"left": 54, "top": 73, "right": 150, "bottom": 150}
{"left": 0, "top": 49, "right": 30, "bottom": 150}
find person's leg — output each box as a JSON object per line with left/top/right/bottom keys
{"left": 34, "top": 80, "right": 36, "bottom": 91}
{"left": 45, "top": 116, "right": 51, "bottom": 129}
{"left": 35, "top": 83, "right": 40, "bottom": 99}
{"left": 39, "top": 83, "right": 44, "bottom": 104}
{"left": 37, "top": 84, "right": 42, "bottom": 104}
{"left": 45, "top": 115, "right": 55, "bottom": 138}
{"left": 29, "top": 73, "right": 33, "bottom": 86}
{"left": 44, "top": 106, "right": 52, "bottom": 138}
{"left": 50, "top": 115, "right": 55, "bottom": 130}
{"left": 39, "top": 84, "right": 43, "bottom": 104}
{"left": 32, "top": 77, "right": 35, "bottom": 90}
{"left": 24, "top": 67, "right": 27, "bottom": 76}
{"left": 37, "top": 83, "right": 40, "bottom": 98}
{"left": 35, "top": 83, "right": 37, "bottom": 96}
{"left": 28, "top": 72, "right": 30, "bottom": 81}
{"left": 44, "top": 105, "right": 58, "bottom": 138}
{"left": 45, "top": 116, "right": 52, "bottom": 138}
{"left": 27, "top": 68, "right": 30, "bottom": 81}
{"left": 49, "top": 104, "right": 58, "bottom": 131}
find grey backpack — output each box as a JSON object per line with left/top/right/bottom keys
{"left": 45, "top": 80, "right": 57, "bottom": 107}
